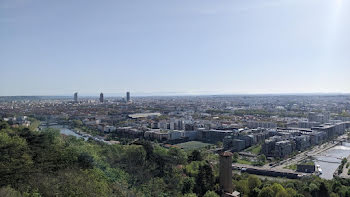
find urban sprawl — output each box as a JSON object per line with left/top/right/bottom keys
{"left": 1, "top": 93, "right": 350, "bottom": 180}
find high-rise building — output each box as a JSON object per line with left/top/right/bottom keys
{"left": 74, "top": 92, "right": 78, "bottom": 103}
{"left": 100, "top": 92, "right": 104, "bottom": 103}
{"left": 126, "top": 92, "right": 130, "bottom": 102}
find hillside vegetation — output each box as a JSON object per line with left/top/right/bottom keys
{"left": 2, "top": 121, "right": 350, "bottom": 197}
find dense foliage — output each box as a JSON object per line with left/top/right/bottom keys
{"left": 233, "top": 173, "right": 350, "bottom": 197}
{"left": 0, "top": 121, "right": 218, "bottom": 196}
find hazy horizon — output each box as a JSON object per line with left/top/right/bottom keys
{"left": 1, "top": 0, "right": 349, "bottom": 96}
{"left": 1, "top": 91, "right": 350, "bottom": 98}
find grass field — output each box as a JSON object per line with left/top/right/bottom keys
{"left": 237, "top": 159, "right": 254, "bottom": 165}
{"left": 284, "top": 164, "right": 297, "bottom": 170}
{"left": 245, "top": 144, "right": 262, "bottom": 155}
{"left": 175, "top": 141, "right": 212, "bottom": 150}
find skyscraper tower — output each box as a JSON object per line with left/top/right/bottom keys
{"left": 74, "top": 92, "right": 78, "bottom": 103}
{"left": 126, "top": 91, "right": 130, "bottom": 102}
{"left": 219, "top": 152, "right": 233, "bottom": 195}
{"left": 100, "top": 92, "right": 104, "bottom": 103}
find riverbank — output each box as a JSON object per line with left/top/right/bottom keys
{"left": 239, "top": 133, "right": 350, "bottom": 180}
{"left": 271, "top": 136, "right": 344, "bottom": 171}
{"left": 41, "top": 124, "right": 119, "bottom": 145}
{"left": 314, "top": 141, "right": 350, "bottom": 179}
{"left": 334, "top": 150, "right": 350, "bottom": 179}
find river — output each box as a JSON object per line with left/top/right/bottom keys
{"left": 314, "top": 142, "right": 350, "bottom": 180}
{"left": 40, "top": 125, "right": 88, "bottom": 140}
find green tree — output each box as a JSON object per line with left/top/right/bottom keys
{"left": 342, "top": 158, "right": 348, "bottom": 166}
{"left": 330, "top": 193, "right": 339, "bottom": 197}
{"left": 0, "top": 121, "right": 10, "bottom": 130}
{"left": 185, "top": 161, "right": 205, "bottom": 176}
{"left": 135, "top": 140, "right": 154, "bottom": 160}
{"left": 285, "top": 188, "right": 297, "bottom": 197}
{"left": 0, "top": 132, "right": 33, "bottom": 186}
{"left": 248, "top": 175, "right": 262, "bottom": 191}
{"left": 255, "top": 155, "right": 267, "bottom": 166}
{"left": 58, "top": 168, "right": 111, "bottom": 197}
{"left": 29, "top": 119, "right": 41, "bottom": 131}
{"left": 270, "top": 183, "right": 286, "bottom": 196}
{"left": 189, "top": 150, "right": 203, "bottom": 162}
{"left": 250, "top": 188, "right": 261, "bottom": 197}
{"left": 26, "top": 129, "right": 73, "bottom": 172}
{"left": 183, "top": 177, "right": 195, "bottom": 194}
{"left": 216, "top": 142, "right": 223, "bottom": 148}
{"left": 258, "top": 155, "right": 266, "bottom": 163}
{"left": 104, "top": 167, "right": 129, "bottom": 184}
{"left": 77, "top": 152, "right": 94, "bottom": 169}
{"left": 258, "top": 187, "right": 274, "bottom": 197}
{"left": 233, "top": 152, "right": 239, "bottom": 163}
{"left": 276, "top": 190, "right": 290, "bottom": 197}
{"left": 184, "top": 193, "right": 198, "bottom": 197}
{"left": 73, "top": 120, "right": 83, "bottom": 127}
{"left": 194, "top": 163, "right": 215, "bottom": 196}
{"left": 139, "top": 177, "right": 167, "bottom": 197}
{"left": 203, "top": 190, "right": 219, "bottom": 197}
{"left": 316, "top": 182, "right": 330, "bottom": 197}
{"left": 168, "top": 147, "right": 187, "bottom": 165}
{"left": 235, "top": 179, "right": 249, "bottom": 195}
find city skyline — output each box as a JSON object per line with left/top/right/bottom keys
{"left": 1, "top": 0, "right": 350, "bottom": 96}
{"left": 2, "top": 91, "right": 350, "bottom": 97}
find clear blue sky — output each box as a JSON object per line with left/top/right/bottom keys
{"left": 1, "top": 0, "right": 349, "bottom": 96}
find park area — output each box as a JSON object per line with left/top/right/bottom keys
{"left": 175, "top": 141, "right": 213, "bottom": 150}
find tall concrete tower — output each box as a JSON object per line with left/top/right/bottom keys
{"left": 220, "top": 151, "right": 233, "bottom": 195}
{"left": 100, "top": 92, "right": 104, "bottom": 103}
{"left": 74, "top": 92, "right": 78, "bottom": 103}
{"left": 126, "top": 91, "right": 130, "bottom": 102}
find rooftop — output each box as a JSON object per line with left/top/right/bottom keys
{"left": 128, "top": 112, "right": 161, "bottom": 119}
{"left": 220, "top": 151, "right": 233, "bottom": 157}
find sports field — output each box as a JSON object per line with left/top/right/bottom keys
{"left": 175, "top": 141, "right": 212, "bottom": 150}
